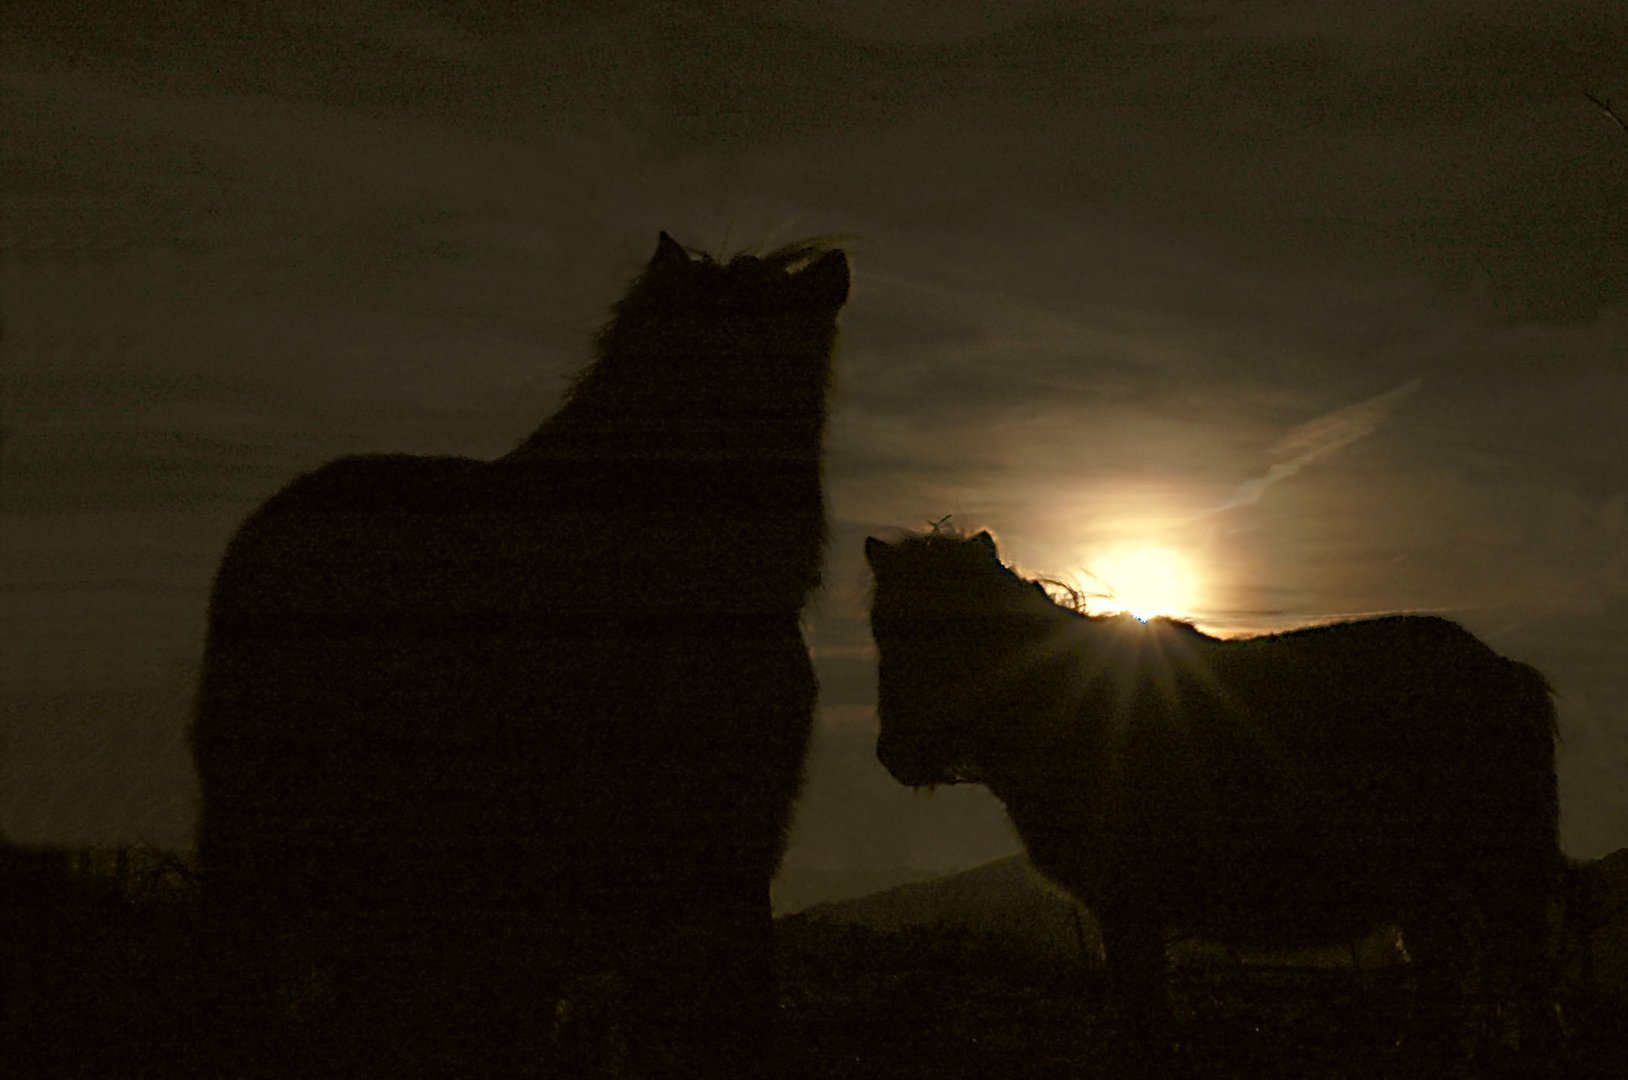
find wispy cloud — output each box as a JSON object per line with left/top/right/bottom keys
{"left": 1208, "top": 378, "right": 1422, "bottom": 513}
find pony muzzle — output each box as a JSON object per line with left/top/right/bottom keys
{"left": 876, "top": 732, "right": 978, "bottom": 787}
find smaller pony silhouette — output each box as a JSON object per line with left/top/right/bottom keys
{"left": 192, "top": 232, "right": 848, "bottom": 1076}
{"left": 865, "top": 528, "right": 1564, "bottom": 1066}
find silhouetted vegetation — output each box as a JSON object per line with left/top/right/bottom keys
{"left": 774, "top": 913, "right": 1627, "bottom": 1079}
{"left": 1, "top": 845, "right": 207, "bottom": 1077}
{"left": 3, "top": 846, "right": 1624, "bottom": 1076}
{"left": 790, "top": 904, "right": 1628, "bottom": 1079}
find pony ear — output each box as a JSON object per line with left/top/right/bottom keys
{"left": 864, "top": 536, "right": 888, "bottom": 570}
{"left": 651, "top": 231, "right": 689, "bottom": 271}
{"left": 971, "top": 530, "right": 999, "bottom": 558}
{"left": 801, "top": 249, "right": 850, "bottom": 308}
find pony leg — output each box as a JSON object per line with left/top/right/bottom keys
{"left": 1479, "top": 884, "right": 1564, "bottom": 1076}
{"left": 1400, "top": 904, "right": 1478, "bottom": 1076}
{"left": 609, "top": 872, "right": 775, "bottom": 1079}
{"left": 1098, "top": 909, "right": 1172, "bottom": 1045}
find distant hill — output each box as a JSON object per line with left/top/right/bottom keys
{"left": 788, "top": 855, "right": 1094, "bottom": 960}
{"left": 771, "top": 864, "right": 954, "bottom": 916}
{"left": 789, "top": 854, "right": 1404, "bottom": 968}
{"left": 787, "top": 849, "right": 1628, "bottom": 980}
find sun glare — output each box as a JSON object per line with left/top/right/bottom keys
{"left": 1082, "top": 545, "right": 1199, "bottom": 620}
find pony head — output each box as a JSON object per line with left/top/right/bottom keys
{"left": 864, "top": 529, "right": 1057, "bottom": 787}
{"left": 572, "top": 232, "right": 849, "bottom": 434}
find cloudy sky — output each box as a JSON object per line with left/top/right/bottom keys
{"left": 5, "top": 2, "right": 1627, "bottom": 897}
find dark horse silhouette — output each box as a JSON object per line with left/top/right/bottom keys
{"left": 191, "top": 233, "right": 848, "bottom": 1076}
{"left": 865, "top": 528, "right": 1563, "bottom": 1068}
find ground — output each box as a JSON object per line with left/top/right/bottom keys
{"left": 3, "top": 850, "right": 1622, "bottom": 1078}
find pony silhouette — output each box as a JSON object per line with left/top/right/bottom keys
{"left": 191, "top": 233, "right": 848, "bottom": 1076}
{"left": 865, "top": 528, "right": 1563, "bottom": 1067}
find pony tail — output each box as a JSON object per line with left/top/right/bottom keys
{"left": 1492, "top": 659, "right": 1563, "bottom": 922}
{"left": 1558, "top": 858, "right": 1608, "bottom": 988}
{"left": 1510, "top": 660, "right": 1560, "bottom": 821}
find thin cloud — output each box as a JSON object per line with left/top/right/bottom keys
{"left": 1209, "top": 378, "right": 1422, "bottom": 513}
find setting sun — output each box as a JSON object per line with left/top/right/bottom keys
{"left": 1081, "top": 545, "right": 1199, "bottom": 620}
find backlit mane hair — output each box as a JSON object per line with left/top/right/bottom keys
{"left": 543, "top": 237, "right": 850, "bottom": 424}
{"left": 870, "top": 525, "right": 1195, "bottom": 626}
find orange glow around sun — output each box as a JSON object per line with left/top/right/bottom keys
{"left": 1078, "top": 544, "right": 1201, "bottom": 621}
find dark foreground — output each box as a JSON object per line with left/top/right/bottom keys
{"left": 3, "top": 849, "right": 1623, "bottom": 1078}
{"left": 774, "top": 917, "right": 1622, "bottom": 1080}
